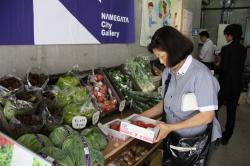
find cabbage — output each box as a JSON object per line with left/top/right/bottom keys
{"left": 71, "top": 87, "right": 89, "bottom": 104}
{"left": 62, "top": 135, "right": 104, "bottom": 166}
{"left": 81, "top": 127, "right": 108, "bottom": 151}
{"left": 49, "top": 125, "right": 78, "bottom": 148}
{"left": 63, "top": 103, "right": 96, "bottom": 125}
{"left": 56, "top": 75, "right": 80, "bottom": 90}
{"left": 55, "top": 90, "right": 72, "bottom": 108}
{"left": 62, "top": 135, "right": 87, "bottom": 166}
{"left": 40, "top": 147, "right": 74, "bottom": 166}
{"left": 17, "top": 134, "right": 53, "bottom": 153}
{"left": 55, "top": 87, "right": 89, "bottom": 108}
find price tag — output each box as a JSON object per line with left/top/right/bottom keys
{"left": 72, "top": 116, "right": 87, "bottom": 129}
{"left": 119, "top": 100, "right": 126, "bottom": 112}
{"left": 97, "top": 123, "right": 108, "bottom": 135}
{"left": 92, "top": 111, "right": 100, "bottom": 125}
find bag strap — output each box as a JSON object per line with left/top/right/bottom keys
{"left": 162, "top": 73, "right": 171, "bottom": 122}
{"left": 163, "top": 73, "right": 172, "bottom": 98}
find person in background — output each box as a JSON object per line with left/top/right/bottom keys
{"left": 142, "top": 26, "right": 221, "bottom": 166}
{"left": 218, "top": 24, "right": 247, "bottom": 145}
{"left": 198, "top": 31, "right": 216, "bottom": 70}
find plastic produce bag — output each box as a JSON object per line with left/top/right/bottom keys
{"left": 25, "top": 68, "right": 49, "bottom": 91}
{"left": 0, "top": 75, "right": 24, "bottom": 98}
{"left": 40, "top": 147, "right": 74, "bottom": 166}
{"left": 56, "top": 75, "right": 80, "bottom": 90}
{"left": 62, "top": 135, "right": 104, "bottom": 166}
{"left": 17, "top": 134, "right": 53, "bottom": 153}
{"left": 126, "top": 56, "right": 155, "bottom": 92}
{"left": 3, "top": 91, "right": 41, "bottom": 120}
{"left": 41, "top": 104, "right": 63, "bottom": 133}
{"left": 49, "top": 125, "right": 78, "bottom": 148}
{"left": 55, "top": 87, "right": 89, "bottom": 108}
{"left": 81, "top": 127, "right": 108, "bottom": 151}
{"left": 63, "top": 97, "right": 96, "bottom": 126}
{"left": 8, "top": 114, "right": 44, "bottom": 138}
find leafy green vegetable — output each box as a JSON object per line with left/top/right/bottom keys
{"left": 3, "top": 101, "right": 16, "bottom": 120}
{"left": 63, "top": 102, "right": 96, "bottom": 125}
{"left": 62, "top": 135, "right": 104, "bottom": 166}
{"left": 40, "top": 147, "right": 74, "bottom": 166}
{"left": 55, "top": 87, "right": 89, "bottom": 108}
{"left": 32, "top": 158, "right": 44, "bottom": 166}
{"left": 81, "top": 127, "right": 108, "bottom": 151}
{"left": 127, "top": 56, "right": 155, "bottom": 92}
{"left": 49, "top": 125, "right": 78, "bottom": 148}
{"left": 0, "top": 145, "right": 13, "bottom": 166}
{"left": 56, "top": 75, "right": 80, "bottom": 90}
{"left": 17, "top": 134, "right": 53, "bottom": 153}
{"left": 110, "top": 70, "right": 133, "bottom": 100}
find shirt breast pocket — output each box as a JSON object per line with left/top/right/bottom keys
{"left": 181, "top": 93, "right": 199, "bottom": 112}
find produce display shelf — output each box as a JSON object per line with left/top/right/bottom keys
{"left": 103, "top": 137, "right": 139, "bottom": 165}
{"left": 133, "top": 142, "right": 161, "bottom": 166}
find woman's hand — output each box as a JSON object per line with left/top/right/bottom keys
{"left": 154, "top": 123, "right": 173, "bottom": 142}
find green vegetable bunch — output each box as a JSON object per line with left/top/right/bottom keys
{"left": 127, "top": 56, "right": 155, "bottom": 92}
{"left": 0, "top": 145, "right": 13, "bottom": 166}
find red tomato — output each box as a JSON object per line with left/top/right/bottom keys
{"left": 93, "top": 90, "right": 98, "bottom": 98}
{"left": 100, "top": 85, "right": 108, "bottom": 95}
{"left": 110, "top": 104, "right": 116, "bottom": 110}
{"left": 146, "top": 124, "right": 156, "bottom": 128}
{"left": 110, "top": 122, "right": 121, "bottom": 131}
{"left": 97, "top": 96, "right": 105, "bottom": 103}
{"left": 95, "top": 74, "right": 104, "bottom": 82}
{"left": 111, "top": 99, "right": 117, "bottom": 105}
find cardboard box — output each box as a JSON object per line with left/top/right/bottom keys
{"left": 120, "top": 114, "right": 160, "bottom": 144}
{"left": 104, "top": 119, "right": 130, "bottom": 141}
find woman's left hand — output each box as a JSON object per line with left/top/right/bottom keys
{"left": 154, "top": 123, "right": 173, "bottom": 143}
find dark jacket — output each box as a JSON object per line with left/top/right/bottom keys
{"left": 219, "top": 41, "right": 247, "bottom": 96}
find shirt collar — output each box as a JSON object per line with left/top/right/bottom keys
{"left": 176, "top": 55, "right": 193, "bottom": 76}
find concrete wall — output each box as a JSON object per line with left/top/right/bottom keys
{"left": 0, "top": 0, "right": 202, "bottom": 77}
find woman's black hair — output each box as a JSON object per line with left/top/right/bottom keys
{"left": 224, "top": 24, "right": 242, "bottom": 41}
{"left": 199, "top": 31, "right": 210, "bottom": 38}
{"left": 148, "top": 26, "right": 193, "bottom": 67}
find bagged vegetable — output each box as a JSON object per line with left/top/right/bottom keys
{"left": 0, "top": 75, "right": 24, "bottom": 98}
{"left": 40, "top": 147, "right": 74, "bottom": 166}
{"left": 55, "top": 87, "right": 89, "bottom": 108}
{"left": 62, "top": 135, "right": 104, "bottom": 166}
{"left": 3, "top": 91, "right": 40, "bottom": 120}
{"left": 63, "top": 98, "right": 96, "bottom": 126}
{"left": 41, "top": 105, "right": 63, "bottom": 133}
{"left": 49, "top": 125, "right": 78, "bottom": 148}
{"left": 81, "top": 127, "right": 108, "bottom": 151}
{"left": 42, "top": 90, "right": 56, "bottom": 108}
{"left": 126, "top": 56, "right": 155, "bottom": 92}
{"left": 17, "top": 134, "right": 53, "bottom": 153}
{"left": 56, "top": 75, "right": 80, "bottom": 90}
{"left": 25, "top": 68, "right": 49, "bottom": 91}
{"left": 8, "top": 114, "right": 44, "bottom": 137}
